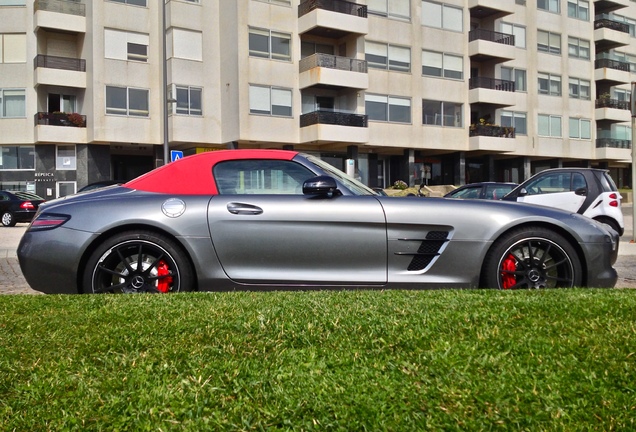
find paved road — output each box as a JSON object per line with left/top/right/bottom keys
{"left": 1, "top": 206, "right": 635, "bottom": 294}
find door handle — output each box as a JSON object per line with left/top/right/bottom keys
{"left": 227, "top": 202, "right": 263, "bottom": 215}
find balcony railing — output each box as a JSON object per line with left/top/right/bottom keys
{"left": 34, "top": 0, "right": 86, "bottom": 16}
{"left": 298, "top": 0, "right": 367, "bottom": 18}
{"left": 596, "top": 138, "right": 631, "bottom": 149}
{"left": 594, "top": 19, "right": 630, "bottom": 34}
{"left": 595, "top": 98, "right": 630, "bottom": 110}
{"left": 469, "top": 124, "right": 516, "bottom": 138}
{"left": 35, "top": 112, "right": 86, "bottom": 128}
{"left": 469, "top": 77, "right": 515, "bottom": 92}
{"left": 34, "top": 54, "right": 86, "bottom": 72}
{"left": 299, "top": 53, "right": 367, "bottom": 73}
{"left": 468, "top": 29, "right": 515, "bottom": 46}
{"left": 594, "top": 58, "right": 630, "bottom": 72}
{"left": 300, "top": 110, "right": 368, "bottom": 128}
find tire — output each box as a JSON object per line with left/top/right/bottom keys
{"left": 482, "top": 227, "right": 582, "bottom": 289}
{"left": 1, "top": 211, "right": 16, "bottom": 227}
{"left": 82, "top": 231, "right": 194, "bottom": 294}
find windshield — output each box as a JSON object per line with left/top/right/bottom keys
{"left": 305, "top": 155, "right": 377, "bottom": 196}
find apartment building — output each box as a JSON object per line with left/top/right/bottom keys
{"left": 0, "top": 0, "right": 634, "bottom": 199}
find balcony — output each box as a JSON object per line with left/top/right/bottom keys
{"left": 34, "top": 112, "right": 87, "bottom": 143}
{"left": 299, "top": 54, "right": 368, "bottom": 90}
{"left": 468, "top": 125, "right": 516, "bottom": 152}
{"left": 468, "top": 77, "right": 516, "bottom": 106}
{"left": 594, "top": 19, "right": 631, "bottom": 51}
{"left": 596, "top": 138, "right": 632, "bottom": 160}
{"left": 594, "top": 0, "right": 630, "bottom": 15}
{"left": 468, "top": 29, "right": 515, "bottom": 62}
{"left": 468, "top": 0, "right": 514, "bottom": 18}
{"left": 34, "top": 54, "right": 87, "bottom": 88}
{"left": 298, "top": 0, "right": 368, "bottom": 38}
{"left": 594, "top": 58, "right": 631, "bottom": 84}
{"left": 299, "top": 110, "right": 369, "bottom": 144}
{"left": 34, "top": 0, "right": 86, "bottom": 33}
{"left": 595, "top": 97, "right": 631, "bottom": 122}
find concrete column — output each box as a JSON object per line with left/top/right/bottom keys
{"left": 227, "top": 141, "right": 239, "bottom": 150}
{"left": 368, "top": 152, "right": 379, "bottom": 187}
{"left": 454, "top": 152, "right": 465, "bottom": 185}
{"left": 404, "top": 148, "right": 415, "bottom": 186}
{"left": 523, "top": 157, "right": 531, "bottom": 179}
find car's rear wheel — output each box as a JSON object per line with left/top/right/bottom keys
{"left": 82, "top": 231, "right": 194, "bottom": 294}
{"left": 1, "top": 211, "right": 16, "bottom": 227}
{"left": 482, "top": 227, "right": 582, "bottom": 289}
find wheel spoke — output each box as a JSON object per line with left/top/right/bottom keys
{"left": 115, "top": 248, "right": 135, "bottom": 274}
{"left": 96, "top": 264, "right": 126, "bottom": 278}
{"left": 142, "top": 252, "right": 165, "bottom": 277}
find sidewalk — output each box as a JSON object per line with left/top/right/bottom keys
{"left": 1, "top": 206, "right": 635, "bottom": 294}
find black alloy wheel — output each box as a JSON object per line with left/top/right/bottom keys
{"left": 83, "top": 231, "right": 194, "bottom": 294}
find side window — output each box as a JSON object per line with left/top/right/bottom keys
{"left": 214, "top": 160, "right": 315, "bottom": 195}
{"left": 526, "top": 173, "right": 571, "bottom": 195}
{"left": 572, "top": 173, "right": 586, "bottom": 191}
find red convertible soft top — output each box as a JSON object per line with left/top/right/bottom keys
{"left": 124, "top": 149, "right": 298, "bottom": 195}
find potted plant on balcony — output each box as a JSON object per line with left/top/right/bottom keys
{"left": 67, "top": 113, "right": 85, "bottom": 128}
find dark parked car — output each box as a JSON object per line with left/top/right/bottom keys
{"left": 0, "top": 190, "right": 45, "bottom": 227}
{"left": 502, "top": 168, "right": 624, "bottom": 235}
{"left": 444, "top": 182, "right": 517, "bottom": 200}
{"left": 18, "top": 150, "right": 618, "bottom": 294}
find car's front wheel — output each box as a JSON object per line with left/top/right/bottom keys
{"left": 482, "top": 227, "right": 582, "bottom": 289}
{"left": 82, "top": 231, "right": 194, "bottom": 294}
{"left": 1, "top": 211, "right": 16, "bottom": 227}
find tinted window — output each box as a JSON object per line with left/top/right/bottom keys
{"left": 525, "top": 173, "right": 571, "bottom": 195}
{"left": 214, "top": 160, "right": 314, "bottom": 195}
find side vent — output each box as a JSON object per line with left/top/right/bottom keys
{"left": 404, "top": 231, "right": 449, "bottom": 271}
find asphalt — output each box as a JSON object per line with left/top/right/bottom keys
{"left": 1, "top": 206, "right": 635, "bottom": 294}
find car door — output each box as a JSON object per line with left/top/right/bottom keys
{"left": 516, "top": 172, "right": 587, "bottom": 213}
{"left": 207, "top": 159, "right": 388, "bottom": 285}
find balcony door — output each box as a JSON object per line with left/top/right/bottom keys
{"left": 48, "top": 94, "right": 75, "bottom": 114}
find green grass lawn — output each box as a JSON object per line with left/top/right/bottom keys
{"left": 1, "top": 289, "right": 635, "bottom": 431}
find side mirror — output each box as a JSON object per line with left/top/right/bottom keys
{"left": 303, "top": 176, "right": 339, "bottom": 197}
{"left": 574, "top": 187, "right": 587, "bottom": 196}
{"left": 518, "top": 187, "right": 528, "bottom": 197}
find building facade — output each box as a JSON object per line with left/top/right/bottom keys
{"left": 0, "top": 0, "right": 634, "bottom": 199}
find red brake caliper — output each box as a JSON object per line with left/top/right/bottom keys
{"left": 501, "top": 254, "right": 517, "bottom": 290}
{"left": 156, "top": 260, "right": 173, "bottom": 293}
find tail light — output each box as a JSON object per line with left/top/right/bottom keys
{"left": 609, "top": 193, "right": 619, "bottom": 207}
{"left": 29, "top": 214, "right": 70, "bottom": 231}
{"left": 20, "top": 201, "right": 36, "bottom": 210}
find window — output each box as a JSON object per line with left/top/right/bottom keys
{"left": 501, "top": 67, "right": 526, "bottom": 91}
{"left": 568, "top": 78, "right": 590, "bottom": 99}
{"left": 108, "top": 0, "right": 146, "bottom": 5}
{"left": 422, "top": 1, "right": 463, "bottom": 32}
{"left": 366, "top": 94, "right": 411, "bottom": 123}
{"left": 500, "top": 22, "right": 526, "bottom": 49}
{"left": 0, "top": 34, "right": 26, "bottom": 63}
{"left": 538, "top": 0, "right": 560, "bottom": 13}
{"left": 524, "top": 172, "right": 587, "bottom": 196}
{"left": 0, "top": 88, "right": 26, "bottom": 118}
{"left": 366, "top": 42, "right": 411, "bottom": 72}
{"left": 538, "top": 114, "right": 562, "bottom": 137}
{"left": 56, "top": 145, "right": 76, "bottom": 170}
{"left": 0, "top": 0, "right": 27, "bottom": 5}
{"left": 422, "top": 50, "right": 463, "bottom": 79}
{"left": 301, "top": 41, "right": 334, "bottom": 57}
{"left": 368, "top": 0, "right": 410, "bottom": 20}
{"left": 104, "top": 29, "right": 149, "bottom": 62}
{"left": 105, "top": 86, "right": 149, "bottom": 117}
{"left": 169, "top": 28, "right": 203, "bottom": 61}
{"left": 171, "top": 85, "right": 202, "bottom": 116}
{"left": 422, "top": 100, "right": 462, "bottom": 127}
{"left": 214, "top": 160, "right": 313, "bottom": 195}
{"left": 614, "top": 88, "right": 630, "bottom": 102}
{"left": 0, "top": 146, "right": 34, "bottom": 170}
{"left": 568, "top": 37, "right": 590, "bottom": 59}
{"left": 57, "top": 181, "right": 76, "bottom": 198}
{"left": 501, "top": 111, "right": 527, "bottom": 135}
{"left": 569, "top": 118, "right": 591, "bottom": 139}
{"left": 567, "top": 0, "right": 589, "bottom": 20}
{"left": 249, "top": 27, "right": 291, "bottom": 61}
{"left": 538, "top": 73, "right": 561, "bottom": 96}
{"left": 538, "top": 30, "right": 561, "bottom": 55}
{"left": 249, "top": 85, "right": 292, "bottom": 117}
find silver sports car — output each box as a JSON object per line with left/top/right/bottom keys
{"left": 18, "top": 150, "right": 618, "bottom": 294}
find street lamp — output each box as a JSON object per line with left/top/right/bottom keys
{"left": 630, "top": 82, "right": 636, "bottom": 242}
